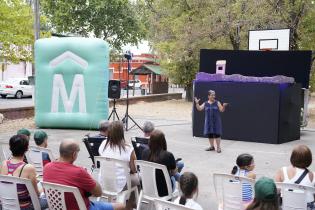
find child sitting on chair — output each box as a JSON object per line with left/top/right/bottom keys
{"left": 34, "top": 130, "right": 51, "bottom": 166}
{"left": 174, "top": 172, "right": 203, "bottom": 210}
{"left": 231, "top": 153, "right": 256, "bottom": 204}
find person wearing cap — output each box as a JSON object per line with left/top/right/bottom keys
{"left": 194, "top": 90, "right": 228, "bottom": 153}
{"left": 34, "top": 130, "right": 51, "bottom": 166}
{"left": 17, "top": 128, "right": 31, "bottom": 140}
{"left": 246, "top": 177, "right": 279, "bottom": 210}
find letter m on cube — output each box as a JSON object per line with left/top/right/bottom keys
{"left": 35, "top": 38, "right": 109, "bottom": 129}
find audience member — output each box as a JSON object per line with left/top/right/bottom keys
{"left": 98, "top": 121, "right": 139, "bottom": 190}
{"left": 17, "top": 128, "right": 31, "bottom": 140}
{"left": 143, "top": 121, "right": 155, "bottom": 138}
{"left": 43, "top": 139, "right": 125, "bottom": 210}
{"left": 34, "top": 130, "right": 51, "bottom": 166}
{"left": 231, "top": 153, "right": 256, "bottom": 202}
{"left": 142, "top": 129, "right": 178, "bottom": 196}
{"left": 246, "top": 177, "right": 279, "bottom": 210}
{"left": 94, "top": 120, "right": 110, "bottom": 139}
{"left": 174, "top": 172, "right": 203, "bottom": 210}
{"left": 0, "top": 135, "right": 48, "bottom": 209}
{"left": 275, "top": 145, "right": 315, "bottom": 207}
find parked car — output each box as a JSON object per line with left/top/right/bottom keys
{"left": 0, "top": 78, "right": 32, "bottom": 99}
{"left": 128, "top": 80, "right": 142, "bottom": 89}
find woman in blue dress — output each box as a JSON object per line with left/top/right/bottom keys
{"left": 195, "top": 90, "right": 228, "bottom": 153}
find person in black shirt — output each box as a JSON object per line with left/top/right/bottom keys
{"left": 141, "top": 129, "right": 177, "bottom": 197}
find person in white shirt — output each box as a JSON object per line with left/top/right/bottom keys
{"left": 174, "top": 172, "right": 203, "bottom": 210}
{"left": 275, "top": 145, "right": 315, "bottom": 208}
{"left": 98, "top": 121, "right": 139, "bottom": 191}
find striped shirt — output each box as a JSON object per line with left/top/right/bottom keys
{"left": 236, "top": 169, "right": 253, "bottom": 202}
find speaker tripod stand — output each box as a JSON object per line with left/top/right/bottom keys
{"left": 108, "top": 99, "right": 119, "bottom": 121}
{"left": 122, "top": 51, "right": 143, "bottom": 131}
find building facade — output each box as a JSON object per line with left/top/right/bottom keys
{"left": 109, "top": 53, "right": 167, "bottom": 90}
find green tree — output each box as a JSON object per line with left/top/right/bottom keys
{"left": 141, "top": 0, "right": 274, "bottom": 100}
{"left": 41, "top": 0, "right": 147, "bottom": 50}
{"left": 0, "top": 0, "right": 34, "bottom": 63}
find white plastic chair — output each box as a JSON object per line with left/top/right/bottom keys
{"left": 94, "top": 156, "right": 139, "bottom": 203}
{"left": 42, "top": 181, "right": 87, "bottom": 210}
{"left": 25, "top": 146, "right": 54, "bottom": 177}
{"left": 276, "top": 182, "right": 315, "bottom": 210}
{"left": 213, "top": 173, "right": 255, "bottom": 210}
{"left": 0, "top": 175, "right": 41, "bottom": 210}
{"left": 154, "top": 198, "right": 194, "bottom": 210}
{"left": 135, "top": 160, "right": 178, "bottom": 210}
{"left": 0, "top": 142, "right": 11, "bottom": 161}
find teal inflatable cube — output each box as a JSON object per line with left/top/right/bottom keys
{"left": 35, "top": 37, "right": 109, "bottom": 129}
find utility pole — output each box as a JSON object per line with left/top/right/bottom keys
{"left": 34, "top": 0, "right": 40, "bottom": 41}
{"left": 33, "top": 0, "right": 40, "bottom": 76}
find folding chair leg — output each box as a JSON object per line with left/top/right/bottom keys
{"left": 136, "top": 190, "right": 143, "bottom": 210}
{"left": 134, "top": 187, "right": 139, "bottom": 204}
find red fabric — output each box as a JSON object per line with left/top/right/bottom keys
{"left": 43, "top": 162, "right": 96, "bottom": 210}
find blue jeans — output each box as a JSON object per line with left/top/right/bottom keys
{"left": 89, "top": 201, "right": 114, "bottom": 210}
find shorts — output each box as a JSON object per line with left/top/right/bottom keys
{"left": 207, "top": 133, "right": 221, "bottom": 138}
{"left": 89, "top": 201, "right": 114, "bottom": 210}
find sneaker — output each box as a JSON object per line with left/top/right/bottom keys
{"left": 217, "top": 148, "right": 222, "bottom": 153}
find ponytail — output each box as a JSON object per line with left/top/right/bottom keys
{"left": 231, "top": 165, "right": 238, "bottom": 175}
{"left": 179, "top": 196, "right": 187, "bottom": 205}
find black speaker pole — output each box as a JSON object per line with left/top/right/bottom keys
{"left": 122, "top": 53, "right": 143, "bottom": 131}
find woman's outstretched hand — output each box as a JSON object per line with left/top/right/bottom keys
{"left": 223, "top": 103, "right": 229, "bottom": 107}
{"left": 194, "top": 97, "right": 200, "bottom": 104}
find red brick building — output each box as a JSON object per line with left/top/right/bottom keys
{"left": 109, "top": 53, "right": 168, "bottom": 93}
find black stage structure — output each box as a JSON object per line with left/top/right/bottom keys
{"left": 193, "top": 49, "right": 312, "bottom": 144}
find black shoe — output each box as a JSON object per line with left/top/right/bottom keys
{"left": 205, "top": 146, "right": 215, "bottom": 151}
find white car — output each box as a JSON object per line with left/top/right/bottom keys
{"left": 0, "top": 78, "right": 32, "bottom": 99}
{"left": 128, "top": 80, "right": 142, "bottom": 89}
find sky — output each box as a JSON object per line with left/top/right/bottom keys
{"left": 122, "top": 40, "right": 152, "bottom": 55}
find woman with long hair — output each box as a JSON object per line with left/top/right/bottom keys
{"left": 142, "top": 129, "right": 177, "bottom": 196}
{"left": 98, "top": 121, "right": 139, "bottom": 190}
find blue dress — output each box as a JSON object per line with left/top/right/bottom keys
{"left": 203, "top": 101, "right": 222, "bottom": 136}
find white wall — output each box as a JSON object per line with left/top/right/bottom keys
{"left": 0, "top": 62, "right": 32, "bottom": 81}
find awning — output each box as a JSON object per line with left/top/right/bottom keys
{"left": 130, "top": 64, "right": 162, "bottom": 75}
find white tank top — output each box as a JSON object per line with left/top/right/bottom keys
{"left": 282, "top": 167, "right": 315, "bottom": 202}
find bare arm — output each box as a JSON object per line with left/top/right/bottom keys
{"left": 90, "top": 182, "right": 102, "bottom": 197}
{"left": 247, "top": 172, "right": 256, "bottom": 180}
{"left": 194, "top": 97, "right": 205, "bottom": 111}
{"left": 275, "top": 168, "right": 284, "bottom": 182}
{"left": 217, "top": 101, "right": 228, "bottom": 112}
{"left": 25, "top": 165, "right": 40, "bottom": 196}
{"left": 129, "top": 151, "right": 137, "bottom": 174}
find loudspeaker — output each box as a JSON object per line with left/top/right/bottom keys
{"left": 108, "top": 80, "right": 121, "bottom": 99}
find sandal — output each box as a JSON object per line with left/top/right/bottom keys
{"left": 205, "top": 146, "right": 215, "bottom": 151}
{"left": 217, "top": 148, "right": 222, "bottom": 153}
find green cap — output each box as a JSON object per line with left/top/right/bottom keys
{"left": 255, "top": 177, "right": 277, "bottom": 200}
{"left": 17, "top": 128, "right": 31, "bottom": 137}
{"left": 34, "top": 130, "right": 48, "bottom": 145}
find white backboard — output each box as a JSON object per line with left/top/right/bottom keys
{"left": 248, "top": 29, "right": 290, "bottom": 50}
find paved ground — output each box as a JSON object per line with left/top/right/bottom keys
{"left": 1, "top": 100, "right": 315, "bottom": 209}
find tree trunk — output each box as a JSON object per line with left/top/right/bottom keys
{"left": 185, "top": 83, "right": 193, "bottom": 101}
